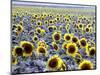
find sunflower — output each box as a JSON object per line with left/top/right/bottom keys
{"left": 60, "top": 63, "right": 67, "bottom": 71}
{"left": 88, "top": 47, "right": 96, "bottom": 56}
{"left": 85, "top": 27, "right": 90, "bottom": 32}
{"left": 31, "top": 18, "right": 35, "bottom": 22}
{"left": 37, "top": 46, "right": 47, "bottom": 56}
{"left": 79, "top": 38, "right": 87, "bottom": 48}
{"left": 65, "top": 17, "right": 70, "bottom": 23}
{"left": 12, "top": 46, "right": 23, "bottom": 56}
{"left": 42, "top": 12, "right": 47, "bottom": 17}
{"left": 79, "top": 60, "right": 93, "bottom": 70}
{"left": 85, "top": 27, "right": 92, "bottom": 33}
{"left": 56, "top": 14, "right": 60, "bottom": 17}
{"left": 36, "top": 21, "right": 42, "bottom": 26}
{"left": 72, "top": 36, "right": 79, "bottom": 44}
{"left": 78, "top": 23, "right": 83, "bottom": 29}
{"left": 12, "top": 12, "right": 17, "bottom": 17}
{"left": 34, "top": 14, "right": 38, "bottom": 18}
{"left": 52, "top": 42, "right": 59, "bottom": 51}
{"left": 86, "top": 43, "right": 91, "bottom": 55}
{"left": 55, "top": 17, "right": 60, "bottom": 21}
{"left": 54, "top": 17, "right": 57, "bottom": 22}
{"left": 40, "top": 16, "right": 45, "bottom": 20}
{"left": 64, "top": 33, "right": 72, "bottom": 42}
{"left": 32, "top": 35, "right": 39, "bottom": 42}
{"left": 12, "top": 57, "right": 18, "bottom": 65}
{"left": 52, "top": 26, "right": 57, "bottom": 31}
{"left": 36, "top": 27, "right": 42, "bottom": 34}
{"left": 48, "top": 26, "right": 54, "bottom": 32}
{"left": 65, "top": 24, "right": 70, "bottom": 32}
{"left": 47, "top": 55, "right": 63, "bottom": 71}
{"left": 66, "top": 43, "right": 78, "bottom": 56}
{"left": 49, "top": 20, "right": 54, "bottom": 24}
{"left": 52, "top": 32, "right": 61, "bottom": 42}
{"left": 87, "top": 24, "right": 92, "bottom": 28}
{"left": 62, "top": 42, "right": 67, "bottom": 50}
{"left": 20, "top": 41, "right": 34, "bottom": 57}
{"left": 59, "top": 26, "right": 63, "bottom": 31}
{"left": 16, "top": 24, "right": 23, "bottom": 34}
{"left": 19, "top": 21, "right": 23, "bottom": 25}
{"left": 44, "top": 20, "right": 48, "bottom": 25}
{"left": 38, "top": 41, "right": 47, "bottom": 48}
{"left": 41, "top": 29, "right": 46, "bottom": 35}
{"left": 73, "top": 53, "right": 82, "bottom": 64}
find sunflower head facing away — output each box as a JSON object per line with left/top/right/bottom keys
{"left": 52, "top": 42, "right": 59, "bottom": 51}
{"left": 62, "top": 42, "right": 67, "bottom": 50}
{"left": 36, "top": 27, "right": 42, "bottom": 34}
{"left": 74, "top": 53, "right": 82, "bottom": 64}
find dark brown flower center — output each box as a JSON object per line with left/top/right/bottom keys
{"left": 65, "top": 35, "right": 70, "bottom": 41}
{"left": 49, "top": 20, "right": 53, "bottom": 23}
{"left": 76, "top": 58, "right": 81, "bottom": 64}
{"left": 57, "top": 18, "right": 60, "bottom": 20}
{"left": 35, "top": 15, "right": 37, "bottom": 17}
{"left": 37, "top": 29, "right": 41, "bottom": 33}
{"left": 39, "top": 47, "right": 46, "bottom": 53}
{"left": 48, "top": 27, "right": 53, "bottom": 32}
{"left": 45, "top": 21, "right": 48, "bottom": 24}
{"left": 89, "top": 49, "right": 95, "bottom": 56}
{"left": 49, "top": 58, "right": 58, "bottom": 68}
{"left": 53, "top": 44, "right": 58, "bottom": 50}
{"left": 72, "top": 37, "right": 78, "bottom": 43}
{"left": 34, "top": 37, "right": 38, "bottom": 41}
{"left": 54, "top": 27, "right": 56, "bottom": 30}
{"left": 79, "top": 24, "right": 82, "bottom": 28}
{"left": 64, "top": 44, "right": 67, "bottom": 50}
{"left": 80, "top": 40, "right": 86, "bottom": 47}
{"left": 17, "top": 26, "right": 21, "bottom": 31}
{"left": 23, "top": 44, "right": 33, "bottom": 54}
{"left": 15, "top": 47, "right": 23, "bottom": 56}
{"left": 86, "top": 28, "right": 89, "bottom": 32}
{"left": 81, "top": 63, "right": 91, "bottom": 70}
{"left": 12, "top": 57, "right": 16, "bottom": 63}
{"left": 38, "top": 22, "right": 40, "bottom": 25}
{"left": 54, "top": 33, "right": 60, "bottom": 41}
{"left": 68, "top": 45, "right": 76, "bottom": 54}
